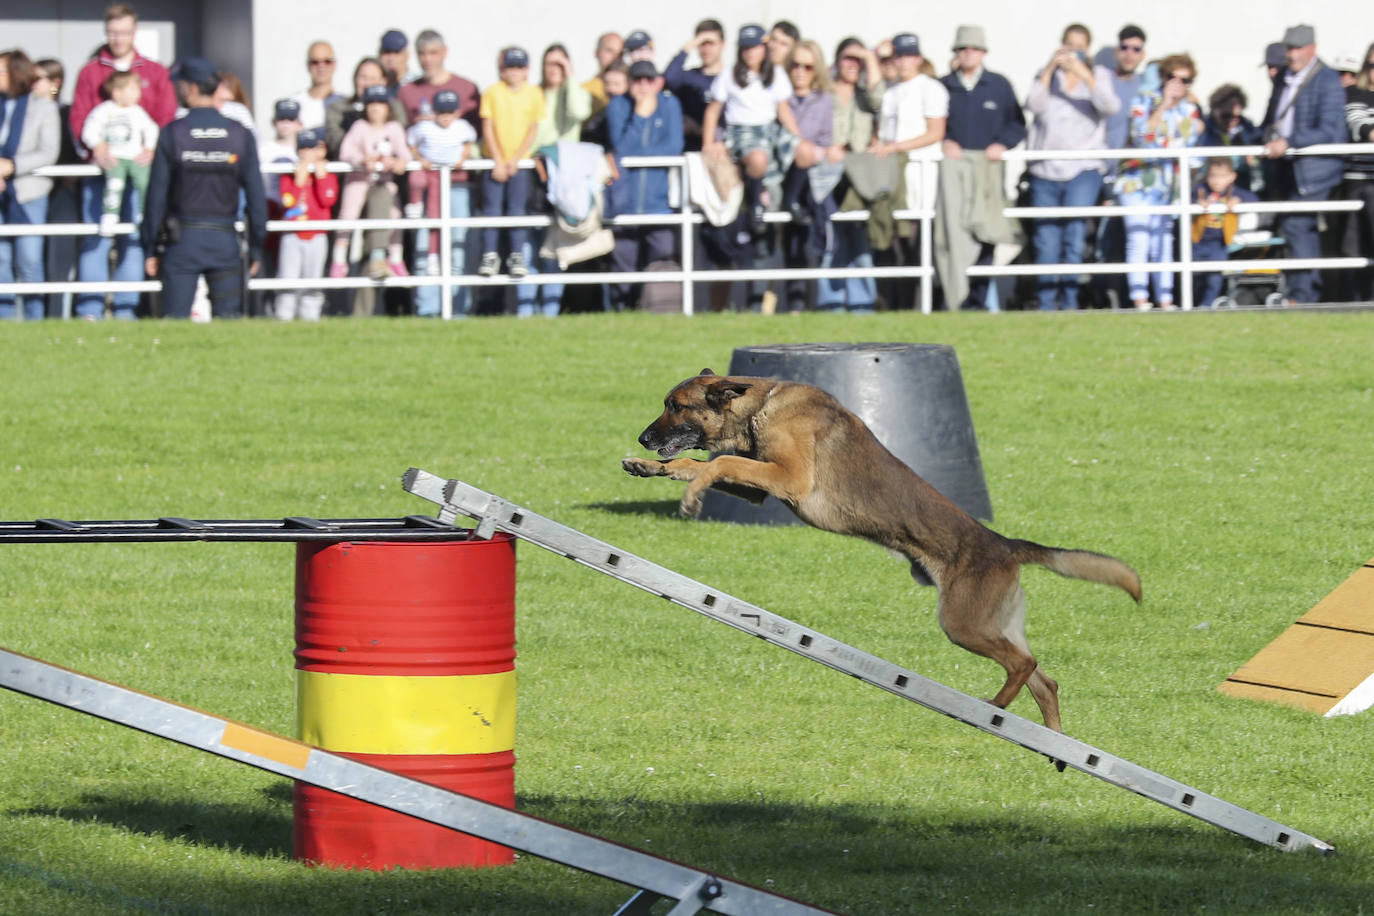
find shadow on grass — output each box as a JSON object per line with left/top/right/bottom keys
{"left": 7, "top": 788, "right": 1360, "bottom": 914}
{"left": 583, "top": 499, "right": 686, "bottom": 520}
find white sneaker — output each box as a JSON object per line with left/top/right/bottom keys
{"left": 403, "top": 202, "right": 424, "bottom": 220}
{"left": 506, "top": 252, "right": 528, "bottom": 279}
{"left": 478, "top": 252, "right": 500, "bottom": 277}
{"left": 425, "top": 256, "right": 440, "bottom": 277}
{"left": 99, "top": 213, "right": 120, "bottom": 237}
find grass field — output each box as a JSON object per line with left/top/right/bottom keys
{"left": 0, "top": 310, "right": 1371, "bottom": 915}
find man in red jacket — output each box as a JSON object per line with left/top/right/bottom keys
{"left": 69, "top": 2, "right": 177, "bottom": 319}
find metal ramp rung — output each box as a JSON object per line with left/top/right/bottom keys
{"left": 402, "top": 468, "right": 1334, "bottom": 855}
{"left": 0, "top": 647, "right": 836, "bottom": 916}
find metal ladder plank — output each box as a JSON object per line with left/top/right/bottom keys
{"left": 401, "top": 469, "right": 1334, "bottom": 855}
{"left": 0, "top": 647, "right": 836, "bottom": 916}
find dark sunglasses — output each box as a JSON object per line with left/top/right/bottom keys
{"left": 789, "top": 62, "right": 814, "bottom": 71}
{"left": 1166, "top": 74, "right": 1194, "bottom": 85}
{"left": 1118, "top": 43, "right": 1144, "bottom": 52}
{"left": 309, "top": 58, "right": 335, "bottom": 65}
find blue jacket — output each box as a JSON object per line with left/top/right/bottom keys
{"left": 1262, "top": 61, "right": 1347, "bottom": 196}
{"left": 939, "top": 69, "right": 1026, "bottom": 151}
{"left": 605, "top": 92, "right": 684, "bottom": 216}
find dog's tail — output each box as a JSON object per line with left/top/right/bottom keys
{"left": 1012, "top": 540, "right": 1142, "bottom": 603}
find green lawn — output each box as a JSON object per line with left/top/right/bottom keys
{"left": 1, "top": 311, "right": 1371, "bottom": 915}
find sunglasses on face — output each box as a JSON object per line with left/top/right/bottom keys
{"left": 789, "top": 62, "right": 814, "bottom": 71}
{"left": 1166, "top": 74, "right": 1194, "bottom": 85}
{"left": 1119, "top": 43, "right": 1144, "bottom": 52}
{"left": 309, "top": 58, "right": 335, "bottom": 65}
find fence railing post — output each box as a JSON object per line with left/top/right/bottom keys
{"left": 1176, "top": 150, "right": 1195, "bottom": 311}
{"left": 438, "top": 165, "right": 453, "bottom": 320}
{"left": 919, "top": 157, "right": 934, "bottom": 314}
{"left": 680, "top": 160, "right": 694, "bottom": 316}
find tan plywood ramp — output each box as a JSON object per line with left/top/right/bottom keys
{"left": 1219, "top": 557, "right": 1374, "bottom": 716}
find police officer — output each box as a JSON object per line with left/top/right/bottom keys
{"left": 141, "top": 57, "right": 267, "bottom": 318}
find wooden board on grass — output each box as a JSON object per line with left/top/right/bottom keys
{"left": 1219, "top": 557, "right": 1374, "bottom": 716}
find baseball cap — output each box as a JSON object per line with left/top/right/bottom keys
{"left": 624, "top": 30, "right": 652, "bottom": 52}
{"left": 380, "top": 29, "right": 407, "bottom": 53}
{"left": 628, "top": 60, "right": 658, "bottom": 81}
{"left": 361, "top": 85, "right": 390, "bottom": 105}
{"left": 892, "top": 33, "right": 921, "bottom": 57}
{"left": 432, "top": 89, "right": 460, "bottom": 113}
{"left": 1282, "top": 24, "right": 1315, "bottom": 48}
{"left": 295, "top": 128, "right": 323, "bottom": 150}
{"left": 738, "top": 25, "right": 766, "bottom": 49}
{"left": 1331, "top": 51, "right": 1362, "bottom": 73}
{"left": 273, "top": 98, "right": 301, "bottom": 122}
{"left": 172, "top": 57, "right": 218, "bottom": 86}
{"left": 502, "top": 47, "right": 529, "bottom": 68}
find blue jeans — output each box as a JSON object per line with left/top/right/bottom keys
{"left": 481, "top": 169, "right": 530, "bottom": 255}
{"left": 413, "top": 182, "right": 472, "bottom": 317}
{"left": 1030, "top": 170, "right": 1102, "bottom": 310}
{"left": 0, "top": 194, "right": 49, "bottom": 320}
{"left": 816, "top": 222, "right": 876, "bottom": 312}
{"left": 516, "top": 228, "right": 562, "bottom": 317}
{"left": 76, "top": 176, "right": 143, "bottom": 320}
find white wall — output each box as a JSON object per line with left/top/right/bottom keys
{"left": 248, "top": 0, "right": 1366, "bottom": 133}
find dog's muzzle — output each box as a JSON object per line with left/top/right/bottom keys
{"left": 639, "top": 421, "right": 699, "bottom": 459}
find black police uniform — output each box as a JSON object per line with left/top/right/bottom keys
{"left": 140, "top": 107, "right": 267, "bottom": 318}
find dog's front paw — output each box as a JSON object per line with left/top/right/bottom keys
{"left": 622, "top": 457, "right": 667, "bottom": 478}
{"left": 679, "top": 491, "right": 704, "bottom": 518}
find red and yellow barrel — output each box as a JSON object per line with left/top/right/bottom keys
{"left": 292, "top": 536, "right": 516, "bottom": 869}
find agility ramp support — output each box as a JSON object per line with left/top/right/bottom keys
{"left": 0, "top": 647, "right": 836, "bottom": 916}
{"left": 404, "top": 469, "right": 1335, "bottom": 855}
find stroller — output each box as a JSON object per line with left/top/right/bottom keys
{"left": 1199, "top": 202, "right": 1288, "bottom": 309}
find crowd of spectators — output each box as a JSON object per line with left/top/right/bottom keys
{"left": 1, "top": 4, "right": 1373, "bottom": 319}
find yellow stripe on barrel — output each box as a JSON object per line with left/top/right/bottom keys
{"left": 296, "top": 670, "right": 516, "bottom": 755}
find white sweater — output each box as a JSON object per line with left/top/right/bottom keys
{"left": 81, "top": 101, "right": 159, "bottom": 160}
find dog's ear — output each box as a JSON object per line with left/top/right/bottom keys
{"left": 698, "top": 368, "right": 716, "bottom": 377}
{"left": 705, "top": 379, "right": 752, "bottom": 409}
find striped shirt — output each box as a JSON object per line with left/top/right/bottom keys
{"left": 406, "top": 118, "right": 477, "bottom": 167}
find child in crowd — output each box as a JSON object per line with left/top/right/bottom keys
{"left": 277, "top": 129, "right": 338, "bottom": 320}
{"left": 80, "top": 70, "right": 159, "bottom": 236}
{"left": 478, "top": 46, "right": 545, "bottom": 278}
{"left": 1191, "top": 156, "right": 1258, "bottom": 307}
{"left": 700, "top": 24, "right": 800, "bottom": 232}
{"left": 259, "top": 99, "right": 302, "bottom": 211}
{"left": 331, "top": 85, "right": 411, "bottom": 280}
{"left": 580, "top": 61, "right": 628, "bottom": 148}
{"left": 405, "top": 89, "right": 476, "bottom": 272}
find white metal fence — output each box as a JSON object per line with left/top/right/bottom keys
{"left": 1, "top": 143, "right": 1369, "bottom": 318}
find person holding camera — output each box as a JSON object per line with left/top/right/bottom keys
{"left": 1114, "top": 53, "right": 1204, "bottom": 310}
{"left": 1025, "top": 23, "right": 1120, "bottom": 310}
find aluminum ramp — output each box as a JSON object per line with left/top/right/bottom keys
{"left": 403, "top": 468, "right": 1334, "bottom": 855}
{"left": 0, "top": 647, "right": 838, "bottom": 916}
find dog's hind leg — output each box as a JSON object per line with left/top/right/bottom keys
{"left": 939, "top": 576, "right": 1060, "bottom": 731}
